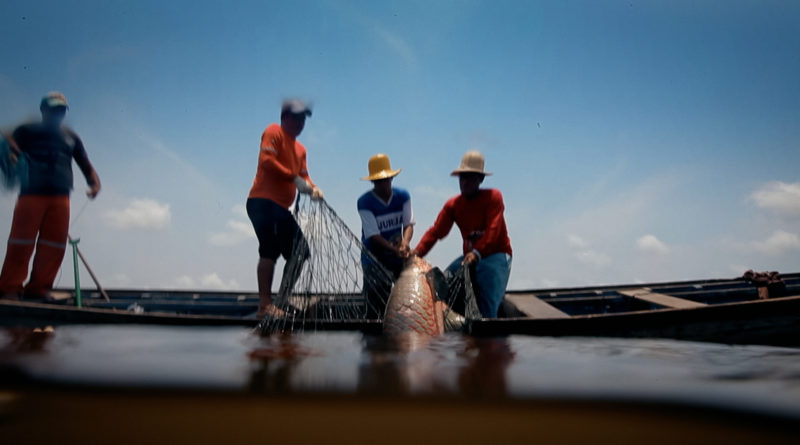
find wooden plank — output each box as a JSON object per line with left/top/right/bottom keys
{"left": 619, "top": 288, "right": 707, "bottom": 309}
{"left": 505, "top": 294, "right": 570, "bottom": 319}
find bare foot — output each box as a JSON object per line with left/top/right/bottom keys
{"left": 257, "top": 304, "right": 286, "bottom": 319}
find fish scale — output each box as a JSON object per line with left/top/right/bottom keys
{"left": 383, "top": 257, "right": 444, "bottom": 336}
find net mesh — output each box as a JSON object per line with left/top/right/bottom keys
{"left": 256, "top": 195, "right": 481, "bottom": 335}
{"left": 256, "top": 195, "right": 395, "bottom": 334}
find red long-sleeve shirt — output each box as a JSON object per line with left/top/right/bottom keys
{"left": 415, "top": 189, "right": 512, "bottom": 259}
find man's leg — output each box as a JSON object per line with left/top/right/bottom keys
{"left": 247, "top": 198, "right": 284, "bottom": 318}
{"left": 277, "top": 220, "right": 309, "bottom": 302}
{"left": 474, "top": 253, "right": 512, "bottom": 318}
{"left": 256, "top": 257, "right": 282, "bottom": 317}
{"left": 26, "top": 196, "right": 70, "bottom": 298}
{"left": 0, "top": 196, "right": 46, "bottom": 297}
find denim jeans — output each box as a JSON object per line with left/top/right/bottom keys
{"left": 446, "top": 253, "right": 512, "bottom": 318}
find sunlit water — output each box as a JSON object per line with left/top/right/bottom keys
{"left": 1, "top": 325, "right": 799, "bottom": 418}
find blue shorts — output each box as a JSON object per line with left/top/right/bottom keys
{"left": 246, "top": 198, "right": 306, "bottom": 261}
{"left": 446, "top": 253, "right": 512, "bottom": 318}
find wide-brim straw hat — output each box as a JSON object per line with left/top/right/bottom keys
{"left": 451, "top": 150, "right": 492, "bottom": 176}
{"left": 362, "top": 153, "right": 402, "bottom": 181}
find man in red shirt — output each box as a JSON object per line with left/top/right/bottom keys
{"left": 247, "top": 100, "right": 323, "bottom": 318}
{"left": 412, "top": 151, "right": 512, "bottom": 318}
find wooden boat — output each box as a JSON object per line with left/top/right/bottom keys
{"left": 479, "top": 272, "right": 800, "bottom": 347}
{"left": 0, "top": 273, "right": 797, "bottom": 346}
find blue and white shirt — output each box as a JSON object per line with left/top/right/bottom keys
{"left": 357, "top": 187, "right": 414, "bottom": 272}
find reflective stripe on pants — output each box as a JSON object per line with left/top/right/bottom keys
{"left": 0, "top": 195, "right": 70, "bottom": 296}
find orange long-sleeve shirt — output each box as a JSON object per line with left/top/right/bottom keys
{"left": 248, "top": 123, "right": 314, "bottom": 209}
{"left": 415, "top": 189, "right": 512, "bottom": 259}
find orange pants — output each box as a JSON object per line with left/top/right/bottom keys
{"left": 0, "top": 195, "right": 70, "bottom": 297}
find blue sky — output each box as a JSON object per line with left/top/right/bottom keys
{"left": 1, "top": 0, "right": 798, "bottom": 291}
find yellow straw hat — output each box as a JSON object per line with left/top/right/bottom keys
{"left": 451, "top": 150, "right": 492, "bottom": 176}
{"left": 362, "top": 153, "right": 402, "bottom": 181}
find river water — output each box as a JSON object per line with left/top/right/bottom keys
{"left": 1, "top": 325, "right": 799, "bottom": 420}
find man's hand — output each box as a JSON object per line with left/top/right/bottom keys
{"left": 311, "top": 187, "right": 324, "bottom": 201}
{"left": 397, "top": 242, "right": 411, "bottom": 258}
{"left": 293, "top": 176, "right": 313, "bottom": 194}
{"left": 87, "top": 183, "right": 101, "bottom": 200}
{"left": 462, "top": 251, "right": 479, "bottom": 266}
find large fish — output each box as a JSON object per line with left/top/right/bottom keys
{"left": 383, "top": 256, "right": 465, "bottom": 336}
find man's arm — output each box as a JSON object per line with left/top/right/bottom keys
{"left": 369, "top": 234, "right": 402, "bottom": 256}
{"left": 359, "top": 208, "right": 400, "bottom": 256}
{"left": 398, "top": 225, "right": 414, "bottom": 258}
{"left": 259, "top": 129, "right": 295, "bottom": 180}
{"left": 70, "top": 132, "right": 101, "bottom": 199}
{"left": 298, "top": 149, "right": 323, "bottom": 200}
{"left": 398, "top": 197, "right": 415, "bottom": 256}
{"left": 412, "top": 202, "right": 454, "bottom": 257}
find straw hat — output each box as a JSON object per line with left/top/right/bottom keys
{"left": 362, "top": 153, "right": 402, "bottom": 181}
{"left": 451, "top": 150, "right": 492, "bottom": 176}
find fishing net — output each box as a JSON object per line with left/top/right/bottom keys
{"left": 0, "top": 134, "right": 29, "bottom": 191}
{"left": 255, "top": 195, "right": 482, "bottom": 335}
{"left": 257, "top": 195, "right": 395, "bottom": 334}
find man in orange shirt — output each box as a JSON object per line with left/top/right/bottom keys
{"left": 247, "top": 100, "right": 323, "bottom": 318}
{"left": 412, "top": 151, "right": 512, "bottom": 318}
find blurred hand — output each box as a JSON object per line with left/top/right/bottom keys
{"left": 397, "top": 243, "right": 411, "bottom": 258}
{"left": 293, "top": 176, "right": 313, "bottom": 194}
{"left": 462, "top": 252, "right": 479, "bottom": 266}
{"left": 87, "top": 184, "right": 101, "bottom": 199}
{"left": 311, "top": 187, "right": 324, "bottom": 201}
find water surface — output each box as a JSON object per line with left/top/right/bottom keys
{"left": 1, "top": 325, "right": 799, "bottom": 419}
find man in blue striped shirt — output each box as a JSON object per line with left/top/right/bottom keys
{"left": 357, "top": 154, "right": 414, "bottom": 316}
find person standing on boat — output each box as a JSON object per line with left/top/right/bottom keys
{"left": 0, "top": 92, "right": 101, "bottom": 301}
{"left": 411, "top": 150, "right": 512, "bottom": 318}
{"left": 357, "top": 153, "right": 415, "bottom": 316}
{"left": 247, "top": 99, "right": 323, "bottom": 318}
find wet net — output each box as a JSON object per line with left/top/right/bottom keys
{"left": 256, "top": 195, "right": 482, "bottom": 335}
{"left": 0, "top": 134, "right": 29, "bottom": 191}
{"left": 256, "top": 195, "right": 395, "bottom": 334}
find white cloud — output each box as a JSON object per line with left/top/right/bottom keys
{"left": 231, "top": 204, "right": 248, "bottom": 218}
{"left": 106, "top": 273, "right": 131, "bottom": 287}
{"left": 209, "top": 206, "right": 256, "bottom": 247}
{"left": 566, "top": 234, "right": 588, "bottom": 248}
{"left": 636, "top": 234, "right": 670, "bottom": 255}
{"left": 173, "top": 275, "right": 195, "bottom": 288}
{"left": 752, "top": 230, "right": 800, "bottom": 255}
{"left": 371, "top": 25, "right": 417, "bottom": 67}
{"left": 199, "top": 273, "right": 240, "bottom": 290}
{"left": 105, "top": 199, "right": 171, "bottom": 230}
{"left": 750, "top": 181, "right": 800, "bottom": 216}
{"left": 576, "top": 250, "right": 611, "bottom": 268}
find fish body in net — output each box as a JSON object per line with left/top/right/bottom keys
{"left": 383, "top": 256, "right": 458, "bottom": 336}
